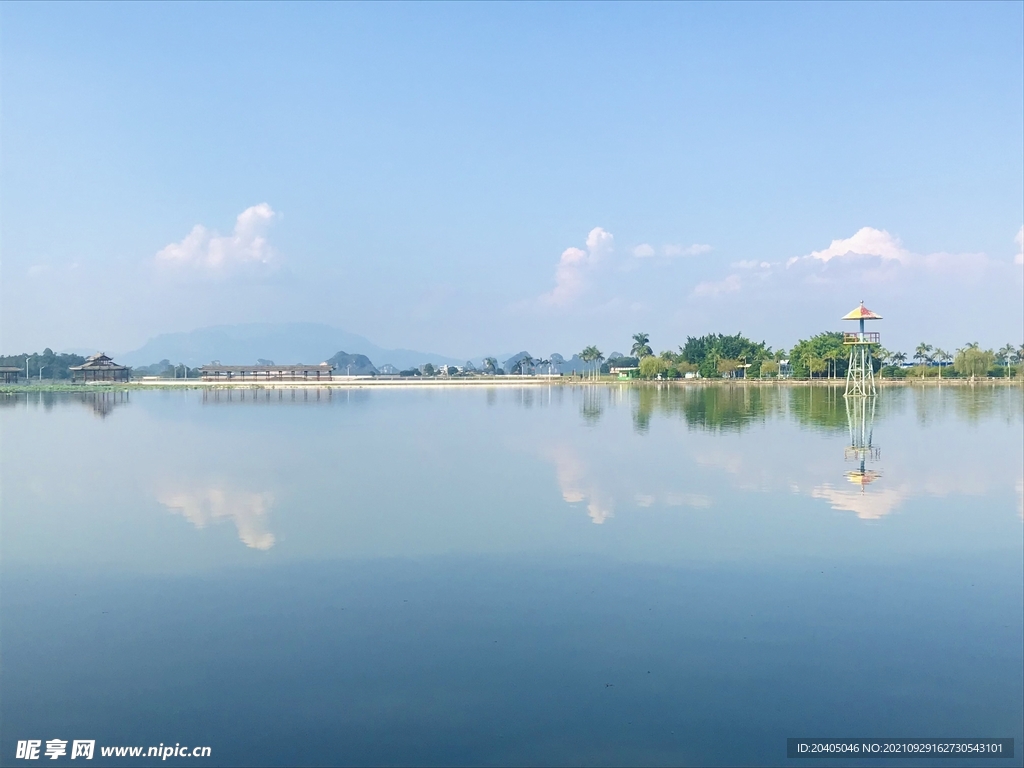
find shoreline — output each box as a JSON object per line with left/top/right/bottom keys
{"left": 2, "top": 377, "right": 1021, "bottom": 393}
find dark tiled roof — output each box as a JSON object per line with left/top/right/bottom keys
{"left": 70, "top": 353, "right": 128, "bottom": 371}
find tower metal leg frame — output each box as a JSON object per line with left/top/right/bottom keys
{"left": 845, "top": 346, "right": 876, "bottom": 397}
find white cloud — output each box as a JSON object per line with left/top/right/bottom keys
{"left": 691, "top": 226, "right": 1004, "bottom": 302}
{"left": 692, "top": 274, "right": 741, "bottom": 297}
{"left": 632, "top": 242, "right": 711, "bottom": 260}
{"left": 1015, "top": 226, "right": 1023, "bottom": 265}
{"left": 27, "top": 262, "right": 80, "bottom": 279}
{"left": 791, "top": 226, "right": 997, "bottom": 284}
{"left": 807, "top": 227, "right": 909, "bottom": 263}
{"left": 155, "top": 203, "right": 277, "bottom": 273}
{"left": 541, "top": 226, "right": 613, "bottom": 306}
{"left": 664, "top": 243, "right": 712, "bottom": 258}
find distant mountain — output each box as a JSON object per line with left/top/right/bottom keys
{"left": 119, "top": 323, "right": 462, "bottom": 370}
{"left": 497, "top": 351, "right": 600, "bottom": 375}
{"left": 326, "top": 351, "right": 378, "bottom": 376}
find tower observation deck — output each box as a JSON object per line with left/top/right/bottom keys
{"left": 842, "top": 302, "right": 881, "bottom": 397}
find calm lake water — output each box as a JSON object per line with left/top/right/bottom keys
{"left": 2, "top": 384, "right": 1022, "bottom": 767}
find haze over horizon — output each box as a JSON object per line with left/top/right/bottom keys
{"left": 2, "top": 3, "right": 1021, "bottom": 359}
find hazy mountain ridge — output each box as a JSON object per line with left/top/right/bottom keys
{"left": 120, "top": 323, "right": 462, "bottom": 370}
{"left": 326, "top": 351, "right": 378, "bottom": 376}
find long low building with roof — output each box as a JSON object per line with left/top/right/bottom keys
{"left": 199, "top": 363, "right": 335, "bottom": 382}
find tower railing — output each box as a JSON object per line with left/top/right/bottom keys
{"left": 843, "top": 332, "right": 880, "bottom": 345}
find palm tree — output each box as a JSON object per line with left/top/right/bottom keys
{"left": 998, "top": 344, "right": 1016, "bottom": 378}
{"left": 823, "top": 348, "right": 840, "bottom": 380}
{"left": 513, "top": 355, "right": 534, "bottom": 375}
{"left": 1011, "top": 345, "right": 1024, "bottom": 378}
{"left": 535, "top": 358, "right": 552, "bottom": 376}
{"left": 581, "top": 346, "right": 604, "bottom": 380}
{"left": 914, "top": 343, "right": 934, "bottom": 375}
{"left": 631, "top": 333, "right": 653, "bottom": 359}
{"left": 806, "top": 354, "right": 826, "bottom": 379}
{"left": 890, "top": 351, "right": 907, "bottom": 367}
{"left": 594, "top": 349, "right": 605, "bottom": 379}
{"left": 578, "top": 346, "right": 597, "bottom": 380}
{"left": 933, "top": 348, "right": 951, "bottom": 378}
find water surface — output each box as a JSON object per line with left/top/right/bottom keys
{"left": 2, "top": 385, "right": 1021, "bottom": 766}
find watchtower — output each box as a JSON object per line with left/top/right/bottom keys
{"left": 842, "top": 302, "right": 881, "bottom": 397}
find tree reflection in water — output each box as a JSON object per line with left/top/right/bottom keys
{"left": 617, "top": 383, "right": 1019, "bottom": 435}
{"left": 579, "top": 386, "right": 604, "bottom": 425}
{"left": 629, "top": 384, "right": 782, "bottom": 434}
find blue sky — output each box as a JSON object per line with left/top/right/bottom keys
{"left": 2, "top": 2, "right": 1021, "bottom": 359}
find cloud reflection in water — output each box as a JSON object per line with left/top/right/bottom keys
{"left": 158, "top": 487, "right": 276, "bottom": 550}
{"left": 547, "top": 445, "right": 615, "bottom": 524}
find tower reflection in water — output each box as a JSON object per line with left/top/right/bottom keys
{"left": 844, "top": 396, "right": 880, "bottom": 491}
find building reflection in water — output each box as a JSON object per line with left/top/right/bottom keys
{"left": 80, "top": 390, "right": 130, "bottom": 418}
{"left": 157, "top": 486, "right": 276, "bottom": 549}
{"left": 844, "top": 397, "right": 880, "bottom": 490}
{"left": 202, "top": 387, "right": 340, "bottom": 405}
{"left": 811, "top": 395, "right": 900, "bottom": 520}
{"left": 0, "top": 390, "right": 131, "bottom": 417}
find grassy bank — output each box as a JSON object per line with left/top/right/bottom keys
{"left": 2, "top": 376, "right": 1021, "bottom": 395}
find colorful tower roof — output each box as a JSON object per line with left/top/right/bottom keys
{"left": 842, "top": 302, "right": 882, "bottom": 321}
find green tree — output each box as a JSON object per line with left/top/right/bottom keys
{"left": 806, "top": 355, "right": 827, "bottom": 378}
{"left": 760, "top": 359, "right": 779, "bottom": 378}
{"left": 823, "top": 348, "right": 842, "bottom": 379}
{"left": 0, "top": 350, "right": 88, "bottom": 381}
{"left": 953, "top": 344, "right": 994, "bottom": 379}
{"left": 680, "top": 333, "right": 771, "bottom": 378}
{"left": 789, "top": 332, "right": 848, "bottom": 379}
{"left": 422, "top": 363, "right": 436, "bottom": 376}
{"left": 639, "top": 356, "right": 667, "bottom": 379}
{"left": 716, "top": 358, "right": 740, "bottom": 378}
{"left": 631, "top": 333, "right": 653, "bottom": 359}
{"left": 933, "top": 348, "right": 951, "bottom": 378}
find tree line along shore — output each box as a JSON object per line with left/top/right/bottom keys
{"left": 2, "top": 332, "right": 1022, "bottom": 385}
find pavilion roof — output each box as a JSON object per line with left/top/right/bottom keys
{"left": 69, "top": 353, "right": 128, "bottom": 371}
{"left": 842, "top": 303, "right": 882, "bottom": 320}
